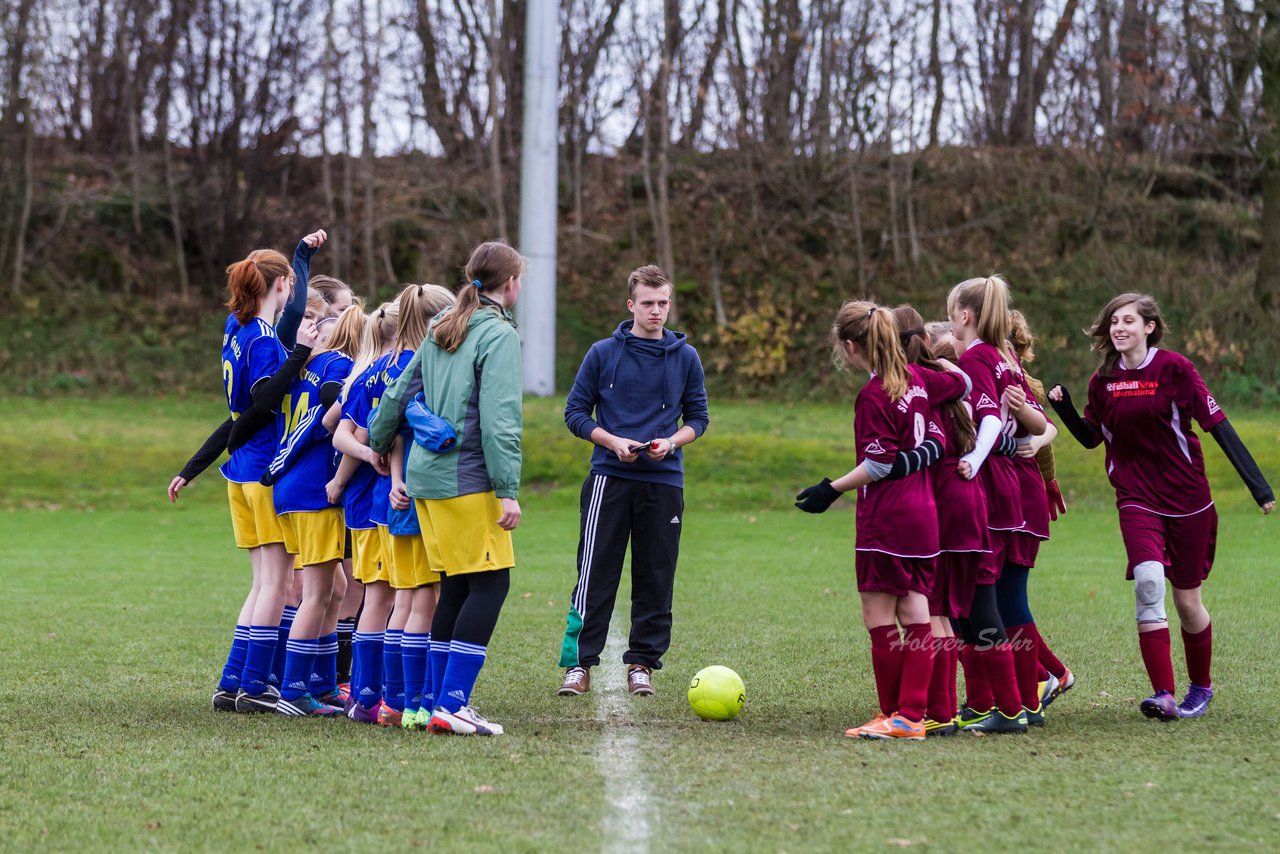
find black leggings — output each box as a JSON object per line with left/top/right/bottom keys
{"left": 996, "top": 564, "right": 1034, "bottom": 626}
{"left": 430, "top": 569, "right": 511, "bottom": 647}
{"left": 953, "top": 584, "right": 1007, "bottom": 647}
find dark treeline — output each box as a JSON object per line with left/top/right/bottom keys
{"left": 2, "top": 1, "right": 1279, "bottom": 399}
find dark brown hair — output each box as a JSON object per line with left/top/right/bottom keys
{"left": 1089, "top": 292, "right": 1166, "bottom": 377}
{"left": 225, "top": 249, "right": 290, "bottom": 324}
{"left": 893, "top": 304, "right": 975, "bottom": 455}
{"left": 432, "top": 242, "right": 525, "bottom": 353}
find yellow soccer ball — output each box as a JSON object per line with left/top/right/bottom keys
{"left": 687, "top": 665, "right": 745, "bottom": 721}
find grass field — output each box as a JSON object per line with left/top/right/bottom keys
{"left": 2, "top": 396, "right": 1278, "bottom": 852}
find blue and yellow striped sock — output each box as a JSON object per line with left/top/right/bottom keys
{"left": 383, "top": 629, "right": 405, "bottom": 712}
{"left": 281, "top": 637, "right": 320, "bottom": 701}
{"left": 428, "top": 639, "right": 450, "bottom": 711}
{"left": 438, "top": 640, "right": 487, "bottom": 714}
{"left": 401, "top": 633, "right": 429, "bottom": 714}
{"left": 352, "top": 631, "right": 384, "bottom": 709}
{"left": 241, "top": 626, "right": 279, "bottom": 696}
{"left": 218, "top": 625, "right": 250, "bottom": 692}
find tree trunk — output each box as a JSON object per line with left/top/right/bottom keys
{"left": 1115, "top": 0, "right": 1147, "bottom": 153}
{"left": 1258, "top": 2, "right": 1280, "bottom": 319}
{"left": 486, "top": 0, "right": 508, "bottom": 240}
{"left": 928, "top": 0, "right": 943, "bottom": 148}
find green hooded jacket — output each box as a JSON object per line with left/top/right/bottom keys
{"left": 368, "top": 302, "right": 522, "bottom": 500}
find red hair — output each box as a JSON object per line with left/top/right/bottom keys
{"left": 225, "top": 249, "right": 290, "bottom": 325}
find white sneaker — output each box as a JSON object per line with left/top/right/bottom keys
{"left": 1039, "top": 672, "right": 1060, "bottom": 708}
{"left": 427, "top": 705, "right": 505, "bottom": 736}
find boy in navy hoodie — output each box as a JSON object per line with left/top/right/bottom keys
{"left": 557, "top": 266, "right": 710, "bottom": 696}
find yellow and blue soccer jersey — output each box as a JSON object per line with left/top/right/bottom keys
{"left": 364, "top": 351, "right": 415, "bottom": 529}
{"left": 220, "top": 314, "right": 287, "bottom": 483}
{"left": 342, "top": 354, "right": 393, "bottom": 529}
{"left": 272, "top": 351, "right": 353, "bottom": 514}
{"left": 383, "top": 350, "right": 423, "bottom": 537}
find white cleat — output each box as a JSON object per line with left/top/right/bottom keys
{"left": 427, "top": 705, "right": 505, "bottom": 736}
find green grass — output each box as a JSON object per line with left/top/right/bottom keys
{"left": 2, "top": 397, "right": 1279, "bottom": 850}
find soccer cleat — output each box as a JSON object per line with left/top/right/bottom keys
{"left": 233, "top": 684, "right": 281, "bottom": 714}
{"left": 923, "top": 717, "right": 958, "bottom": 737}
{"left": 1177, "top": 684, "right": 1214, "bottom": 718}
{"left": 1047, "top": 668, "right": 1075, "bottom": 705}
{"left": 858, "top": 714, "right": 926, "bottom": 741}
{"left": 557, "top": 666, "right": 591, "bottom": 696}
{"left": 627, "top": 665, "right": 655, "bottom": 696}
{"left": 843, "top": 714, "right": 888, "bottom": 738}
{"left": 956, "top": 705, "right": 992, "bottom": 729}
{"left": 1025, "top": 704, "right": 1045, "bottom": 727}
{"left": 401, "top": 708, "right": 426, "bottom": 731}
{"left": 212, "top": 688, "right": 239, "bottom": 712}
{"left": 964, "top": 709, "right": 1028, "bottom": 735}
{"left": 346, "top": 701, "right": 381, "bottom": 725}
{"left": 1140, "top": 690, "right": 1181, "bottom": 721}
{"left": 275, "top": 694, "right": 344, "bottom": 717}
{"left": 376, "top": 702, "right": 403, "bottom": 728}
{"left": 314, "top": 686, "right": 350, "bottom": 708}
{"left": 427, "top": 705, "right": 505, "bottom": 736}
{"left": 1038, "top": 672, "right": 1059, "bottom": 708}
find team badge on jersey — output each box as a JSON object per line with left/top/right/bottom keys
{"left": 864, "top": 440, "right": 886, "bottom": 456}
{"left": 928, "top": 420, "right": 945, "bottom": 438}
{"left": 1207, "top": 395, "right": 1220, "bottom": 415}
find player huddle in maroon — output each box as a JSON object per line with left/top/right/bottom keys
{"left": 797, "top": 277, "right": 1274, "bottom": 739}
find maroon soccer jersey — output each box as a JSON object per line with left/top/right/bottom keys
{"left": 932, "top": 403, "right": 991, "bottom": 553}
{"left": 1012, "top": 372, "right": 1052, "bottom": 540}
{"left": 957, "top": 340, "right": 1024, "bottom": 530}
{"left": 854, "top": 364, "right": 966, "bottom": 557}
{"left": 1083, "top": 348, "right": 1226, "bottom": 516}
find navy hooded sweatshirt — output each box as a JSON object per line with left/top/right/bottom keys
{"left": 564, "top": 320, "right": 710, "bottom": 488}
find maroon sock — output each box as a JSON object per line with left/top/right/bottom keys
{"left": 868, "top": 625, "right": 903, "bottom": 716}
{"left": 925, "top": 636, "right": 952, "bottom": 722}
{"left": 947, "top": 641, "right": 960, "bottom": 718}
{"left": 1138, "top": 627, "right": 1176, "bottom": 694}
{"left": 1182, "top": 623, "right": 1213, "bottom": 687}
{"left": 896, "top": 623, "right": 935, "bottom": 722}
{"left": 959, "top": 641, "right": 993, "bottom": 711}
{"left": 1006, "top": 622, "right": 1042, "bottom": 710}
{"left": 981, "top": 642, "right": 1024, "bottom": 717}
{"left": 1032, "top": 624, "right": 1067, "bottom": 678}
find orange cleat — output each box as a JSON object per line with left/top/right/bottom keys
{"left": 857, "top": 714, "right": 926, "bottom": 741}
{"left": 376, "top": 702, "right": 403, "bottom": 727}
{"left": 843, "top": 713, "right": 888, "bottom": 738}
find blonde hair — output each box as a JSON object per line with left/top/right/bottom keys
{"left": 628, "top": 265, "right": 673, "bottom": 296}
{"left": 947, "top": 275, "right": 1016, "bottom": 369}
{"left": 1008, "top": 309, "right": 1036, "bottom": 364}
{"left": 305, "top": 290, "right": 330, "bottom": 320}
{"left": 396, "top": 283, "right": 456, "bottom": 353}
{"left": 311, "top": 302, "right": 367, "bottom": 363}
{"left": 311, "top": 275, "right": 353, "bottom": 311}
{"left": 832, "top": 300, "right": 910, "bottom": 401}
{"left": 342, "top": 301, "right": 399, "bottom": 401}
{"left": 432, "top": 241, "right": 526, "bottom": 353}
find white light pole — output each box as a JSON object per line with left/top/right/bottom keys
{"left": 517, "top": 0, "right": 559, "bottom": 396}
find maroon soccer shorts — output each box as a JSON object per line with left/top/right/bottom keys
{"left": 931, "top": 551, "right": 986, "bottom": 618}
{"left": 1118, "top": 505, "right": 1217, "bottom": 590}
{"left": 980, "top": 530, "right": 1008, "bottom": 584}
{"left": 1005, "top": 530, "right": 1045, "bottom": 569}
{"left": 856, "top": 550, "right": 935, "bottom": 599}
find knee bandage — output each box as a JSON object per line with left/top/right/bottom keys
{"left": 1133, "top": 561, "right": 1167, "bottom": 624}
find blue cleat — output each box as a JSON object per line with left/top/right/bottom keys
{"left": 1139, "top": 690, "right": 1180, "bottom": 721}
{"left": 1177, "top": 684, "right": 1214, "bottom": 718}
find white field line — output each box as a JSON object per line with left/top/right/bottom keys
{"left": 596, "top": 624, "right": 653, "bottom": 854}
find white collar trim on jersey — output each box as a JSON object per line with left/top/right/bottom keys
{"left": 1118, "top": 346, "right": 1158, "bottom": 371}
{"left": 967, "top": 337, "right": 985, "bottom": 351}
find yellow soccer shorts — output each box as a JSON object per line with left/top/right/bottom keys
{"left": 278, "top": 509, "right": 345, "bottom": 568}
{"left": 377, "top": 523, "right": 441, "bottom": 590}
{"left": 350, "top": 527, "right": 389, "bottom": 585}
{"left": 226, "top": 480, "right": 285, "bottom": 550}
{"left": 414, "top": 491, "right": 515, "bottom": 577}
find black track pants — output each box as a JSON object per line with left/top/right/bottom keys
{"left": 558, "top": 474, "right": 683, "bottom": 670}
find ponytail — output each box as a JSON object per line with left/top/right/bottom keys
{"left": 396, "top": 283, "right": 456, "bottom": 353}
{"left": 947, "top": 274, "right": 1016, "bottom": 369}
{"left": 342, "top": 301, "right": 399, "bottom": 401}
{"left": 311, "top": 301, "right": 367, "bottom": 364}
{"left": 225, "top": 249, "right": 290, "bottom": 325}
{"left": 432, "top": 241, "right": 526, "bottom": 353}
{"left": 831, "top": 300, "right": 910, "bottom": 401}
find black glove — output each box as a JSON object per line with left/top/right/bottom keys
{"left": 795, "top": 478, "right": 841, "bottom": 513}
